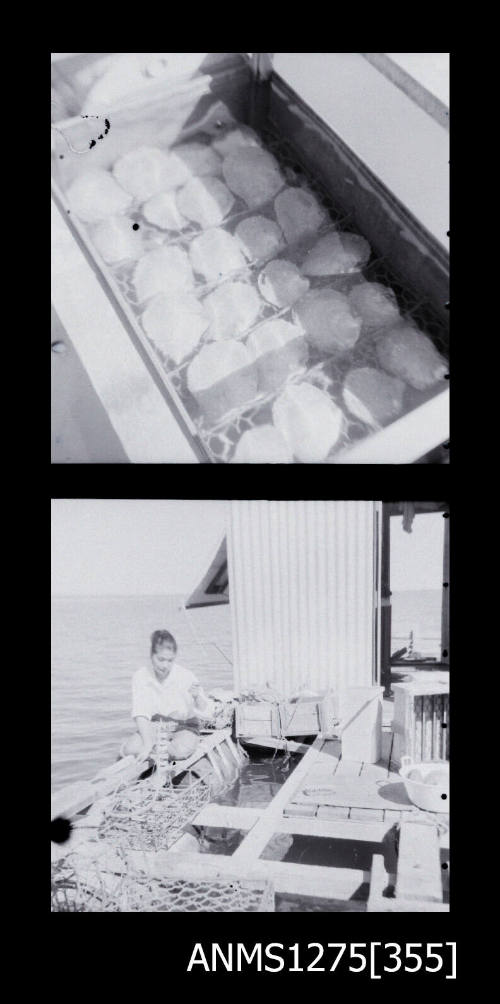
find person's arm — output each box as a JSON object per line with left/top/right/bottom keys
{"left": 131, "top": 670, "right": 155, "bottom": 757}
{"left": 189, "top": 682, "right": 216, "bottom": 720}
{"left": 134, "top": 716, "right": 155, "bottom": 759}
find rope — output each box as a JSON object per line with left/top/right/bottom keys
{"left": 179, "top": 601, "right": 213, "bottom": 662}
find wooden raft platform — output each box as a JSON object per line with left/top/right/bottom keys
{"left": 51, "top": 728, "right": 241, "bottom": 823}
{"left": 150, "top": 729, "right": 449, "bottom": 911}
{"left": 52, "top": 727, "right": 449, "bottom": 911}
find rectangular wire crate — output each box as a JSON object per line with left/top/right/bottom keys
{"left": 96, "top": 773, "right": 211, "bottom": 852}
{"left": 392, "top": 681, "right": 449, "bottom": 767}
{"left": 51, "top": 850, "right": 275, "bottom": 912}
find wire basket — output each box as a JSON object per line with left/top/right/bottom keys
{"left": 51, "top": 846, "right": 274, "bottom": 912}
{"left": 51, "top": 847, "right": 129, "bottom": 912}
{"left": 97, "top": 774, "right": 211, "bottom": 852}
{"left": 121, "top": 875, "right": 275, "bottom": 912}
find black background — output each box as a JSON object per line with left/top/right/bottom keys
{"left": 45, "top": 46, "right": 477, "bottom": 989}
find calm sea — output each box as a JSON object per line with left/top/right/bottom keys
{"left": 51, "top": 589, "right": 441, "bottom": 791}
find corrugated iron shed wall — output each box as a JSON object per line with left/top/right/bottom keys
{"left": 228, "top": 500, "right": 379, "bottom": 698}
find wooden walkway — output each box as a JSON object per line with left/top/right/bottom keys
{"left": 52, "top": 721, "right": 449, "bottom": 911}
{"left": 129, "top": 727, "right": 449, "bottom": 911}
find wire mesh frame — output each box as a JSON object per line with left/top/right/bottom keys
{"left": 51, "top": 847, "right": 275, "bottom": 912}
{"left": 96, "top": 771, "right": 212, "bottom": 852}
{"left": 112, "top": 874, "right": 275, "bottom": 912}
{"left": 56, "top": 100, "right": 448, "bottom": 464}
{"left": 51, "top": 847, "right": 130, "bottom": 912}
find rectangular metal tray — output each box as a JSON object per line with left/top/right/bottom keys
{"left": 51, "top": 54, "right": 449, "bottom": 463}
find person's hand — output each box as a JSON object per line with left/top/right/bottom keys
{"left": 189, "top": 683, "right": 205, "bottom": 707}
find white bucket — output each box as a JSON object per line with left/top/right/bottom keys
{"left": 399, "top": 756, "right": 449, "bottom": 813}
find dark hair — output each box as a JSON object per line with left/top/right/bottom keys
{"left": 150, "top": 629, "right": 177, "bottom": 655}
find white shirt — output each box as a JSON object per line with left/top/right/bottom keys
{"left": 131, "top": 662, "right": 214, "bottom": 723}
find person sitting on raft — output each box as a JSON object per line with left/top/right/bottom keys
{"left": 121, "top": 629, "right": 215, "bottom": 763}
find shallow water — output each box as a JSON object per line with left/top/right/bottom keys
{"left": 51, "top": 595, "right": 233, "bottom": 790}
{"left": 51, "top": 591, "right": 441, "bottom": 791}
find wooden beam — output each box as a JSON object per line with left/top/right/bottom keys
{"left": 127, "top": 849, "right": 369, "bottom": 900}
{"left": 331, "top": 391, "right": 449, "bottom": 469}
{"left": 51, "top": 756, "right": 144, "bottom": 820}
{"left": 367, "top": 897, "right": 449, "bottom": 913}
{"left": 253, "top": 860, "right": 369, "bottom": 900}
{"left": 316, "top": 806, "right": 350, "bottom": 821}
{"left": 441, "top": 513, "right": 450, "bottom": 664}
{"left": 242, "top": 736, "right": 310, "bottom": 755}
{"left": 206, "top": 750, "right": 224, "bottom": 783}
{"left": 367, "top": 852, "right": 389, "bottom": 906}
{"left": 277, "top": 815, "right": 388, "bottom": 844}
{"left": 192, "top": 804, "right": 260, "bottom": 831}
{"left": 396, "top": 821, "right": 443, "bottom": 903}
{"left": 295, "top": 776, "right": 413, "bottom": 812}
{"left": 169, "top": 728, "right": 233, "bottom": 773}
{"left": 231, "top": 736, "right": 327, "bottom": 863}
{"left": 381, "top": 503, "right": 392, "bottom": 696}
{"left": 349, "top": 808, "right": 385, "bottom": 822}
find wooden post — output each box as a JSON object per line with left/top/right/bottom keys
{"left": 396, "top": 821, "right": 443, "bottom": 903}
{"left": 441, "top": 511, "right": 450, "bottom": 664}
{"left": 381, "top": 504, "right": 392, "bottom": 698}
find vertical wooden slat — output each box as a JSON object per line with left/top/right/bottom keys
{"left": 414, "top": 696, "right": 423, "bottom": 762}
{"left": 396, "top": 821, "right": 443, "bottom": 903}
{"left": 443, "top": 695, "right": 450, "bottom": 760}
{"left": 380, "top": 504, "right": 392, "bottom": 697}
{"left": 432, "top": 695, "right": 442, "bottom": 760}
{"left": 422, "top": 695, "right": 433, "bottom": 760}
{"left": 441, "top": 513, "right": 450, "bottom": 664}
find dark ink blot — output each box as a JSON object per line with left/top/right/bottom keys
{"left": 105, "top": 119, "right": 110, "bottom": 130}
{"left": 444, "top": 373, "right": 449, "bottom": 380}
{"left": 104, "top": 128, "right": 109, "bottom": 135}
{"left": 132, "top": 223, "right": 140, "bottom": 231}
{"left": 443, "top": 512, "right": 449, "bottom": 519}
{"left": 441, "top": 793, "right": 447, "bottom": 800}
{"left": 59, "top": 154, "right": 64, "bottom": 159}
{"left": 443, "top": 582, "right": 449, "bottom": 588}
{"left": 441, "top": 723, "right": 447, "bottom": 729}
{"left": 67, "top": 209, "right": 71, "bottom": 214}
{"left": 442, "top": 650, "right": 448, "bottom": 658}
{"left": 98, "top": 134, "right": 103, "bottom": 140}
{"left": 51, "top": 816, "right": 73, "bottom": 844}
{"left": 441, "top": 862, "right": 448, "bottom": 870}
{"left": 89, "top": 139, "right": 96, "bottom": 149}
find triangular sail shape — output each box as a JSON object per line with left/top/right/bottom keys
{"left": 185, "top": 539, "right": 229, "bottom": 608}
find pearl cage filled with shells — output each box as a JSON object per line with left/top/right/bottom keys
{"left": 51, "top": 53, "right": 449, "bottom": 464}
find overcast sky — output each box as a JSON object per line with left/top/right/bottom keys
{"left": 390, "top": 512, "right": 444, "bottom": 591}
{"left": 51, "top": 500, "right": 444, "bottom": 597}
{"left": 51, "top": 499, "right": 228, "bottom": 596}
